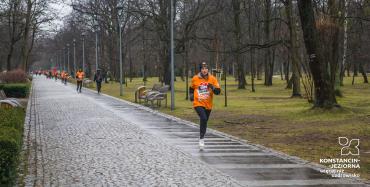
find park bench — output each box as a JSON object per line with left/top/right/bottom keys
{"left": 142, "top": 84, "right": 162, "bottom": 94}
{"left": 83, "top": 79, "right": 93, "bottom": 87}
{"left": 135, "top": 84, "right": 161, "bottom": 103}
{"left": 146, "top": 85, "right": 169, "bottom": 108}
{"left": 135, "top": 86, "right": 147, "bottom": 103}
{"left": 0, "top": 90, "right": 23, "bottom": 108}
{"left": 135, "top": 85, "right": 170, "bottom": 108}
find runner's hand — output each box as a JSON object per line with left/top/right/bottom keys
{"left": 207, "top": 83, "right": 214, "bottom": 90}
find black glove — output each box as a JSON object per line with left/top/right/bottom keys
{"left": 189, "top": 87, "right": 194, "bottom": 102}
{"left": 208, "top": 83, "right": 214, "bottom": 90}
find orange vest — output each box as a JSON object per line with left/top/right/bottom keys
{"left": 76, "top": 71, "right": 85, "bottom": 81}
{"left": 191, "top": 73, "right": 220, "bottom": 110}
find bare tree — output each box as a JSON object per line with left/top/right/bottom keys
{"left": 297, "top": 0, "right": 341, "bottom": 108}
{"left": 5, "top": 0, "right": 23, "bottom": 71}
{"left": 283, "top": 0, "right": 301, "bottom": 97}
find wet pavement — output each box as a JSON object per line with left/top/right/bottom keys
{"left": 22, "top": 77, "right": 369, "bottom": 186}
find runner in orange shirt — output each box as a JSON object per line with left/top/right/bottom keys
{"left": 61, "top": 71, "right": 66, "bottom": 85}
{"left": 189, "top": 62, "right": 221, "bottom": 150}
{"left": 76, "top": 69, "right": 85, "bottom": 93}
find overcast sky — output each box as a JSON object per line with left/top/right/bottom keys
{"left": 45, "top": 1, "right": 73, "bottom": 33}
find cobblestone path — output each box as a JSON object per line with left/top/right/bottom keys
{"left": 22, "top": 77, "right": 368, "bottom": 187}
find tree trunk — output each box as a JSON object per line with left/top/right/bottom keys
{"left": 248, "top": 0, "right": 255, "bottom": 92}
{"left": 353, "top": 62, "right": 358, "bottom": 76}
{"left": 20, "top": 0, "right": 33, "bottom": 71}
{"left": 280, "top": 62, "right": 284, "bottom": 80}
{"left": 285, "top": 57, "right": 290, "bottom": 85}
{"left": 286, "top": 75, "right": 293, "bottom": 89}
{"left": 352, "top": 62, "right": 356, "bottom": 85}
{"left": 232, "top": 0, "right": 246, "bottom": 89}
{"left": 7, "top": 45, "right": 14, "bottom": 71}
{"left": 256, "top": 14, "right": 262, "bottom": 81}
{"left": 25, "top": 22, "right": 37, "bottom": 71}
{"left": 185, "top": 42, "right": 189, "bottom": 100}
{"left": 359, "top": 62, "right": 368, "bottom": 83}
{"left": 129, "top": 48, "right": 133, "bottom": 82}
{"left": 142, "top": 25, "right": 147, "bottom": 83}
{"left": 339, "top": 0, "right": 349, "bottom": 86}
{"left": 346, "top": 63, "right": 350, "bottom": 77}
{"left": 264, "top": 0, "right": 272, "bottom": 86}
{"left": 6, "top": 1, "right": 22, "bottom": 71}
{"left": 285, "top": 0, "right": 301, "bottom": 97}
{"left": 297, "top": 0, "right": 338, "bottom": 108}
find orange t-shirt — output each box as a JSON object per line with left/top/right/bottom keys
{"left": 76, "top": 71, "right": 85, "bottom": 81}
{"left": 191, "top": 73, "right": 220, "bottom": 110}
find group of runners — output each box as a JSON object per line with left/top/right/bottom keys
{"left": 33, "top": 69, "right": 104, "bottom": 94}
{"left": 34, "top": 61, "right": 220, "bottom": 150}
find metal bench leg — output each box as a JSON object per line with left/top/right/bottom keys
{"left": 150, "top": 100, "right": 154, "bottom": 108}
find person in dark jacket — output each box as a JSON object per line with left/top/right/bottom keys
{"left": 94, "top": 69, "right": 103, "bottom": 94}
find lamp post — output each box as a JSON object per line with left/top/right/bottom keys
{"left": 170, "top": 0, "right": 175, "bottom": 110}
{"left": 94, "top": 15, "right": 99, "bottom": 72}
{"left": 73, "top": 38, "right": 76, "bottom": 75}
{"left": 81, "top": 33, "right": 86, "bottom": 74}
{"left": 117, "top": 6, "right": 124, "bottom": 96}
{"left": 67, "top": 44, "right": 70, "bottom": 74}
{"left": 55, "top": 53, "right": 58, "bottom": 70}
{"left": 57, "top": 53, "right": 60, "bottom": 71}
{"left": 63, "top": 47, "right": 66, "bottom": 71}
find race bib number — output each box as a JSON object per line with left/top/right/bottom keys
{"left": 198, "top": 82, "right": 209, "bottom": 101}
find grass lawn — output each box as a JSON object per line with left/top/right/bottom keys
{"left": 86, "top": 75, "right": 370, "bottom": 180}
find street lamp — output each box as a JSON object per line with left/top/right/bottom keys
{"left": 57, "top": 53, "right": 60, "bottom": 71}
{"left": 170, "top": 0, "right": 175, "bottom": 110}
{"left": 117, "top": 6, "right": 124, "bottom": 96}
{"left": 67, "top": 43, "right": 70, "bottom": 74}
{"left": 73, "top": 38, "right": 76, "bottom": 75}
{"left": 81, "top": 33, "right": 86, "bottom": 74}
{"left": 63, "top": 47, "right": 66, "bottom": 71}
{"left": 94, "top": 15, "right": 99, "bottom": 72}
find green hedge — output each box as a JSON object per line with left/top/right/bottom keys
{"left": 0, "top": 108, "right": 25, "bottom": 186}
{"left": 0, "top": 84, "right": 30, "bottom": 98}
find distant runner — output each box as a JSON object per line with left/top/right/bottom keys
{"left": 94, "top": 69, "right": 103, "bottom": 94}
{"left": 76, "top": 69, "right": 85, "bottom": 93}
{"left": 189, "top": 62, "right": 221, "bottom": 150}
{"left": 62, "top": 71, "right": 68, "bottom": 85}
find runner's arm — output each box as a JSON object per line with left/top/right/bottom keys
{"left": 211, "top": 78, "right": 221, "bottom": 95}
{"left": 189, "top": 78, "right": 195, "bottom": 101}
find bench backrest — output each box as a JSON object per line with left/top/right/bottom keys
{"left": 158, "top": 85, "right": 170, "bottom": 93}
{"left": 0, "top": 90, "right": 6, "bottom": 99}
{"left": 152, "top": 84, "right": 162, "bottom": 91}
{"left": 136, "top": 86, "right": 147, "bottom": 96}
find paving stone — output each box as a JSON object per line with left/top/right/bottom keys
{"left": 22, "top": 77, "right": 241, "bottom": 187}
{"left": 21, "top": 76, "right": 369, "bottom": 187}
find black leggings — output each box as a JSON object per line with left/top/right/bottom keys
{"left": 195, "top": 106, "right": 211, "bottom": 139}
{"left": 96, "top": 82, "right": 102, "bottom": 93}
{"left": 77, "top": 81, "right": 83, "bottom": 92}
